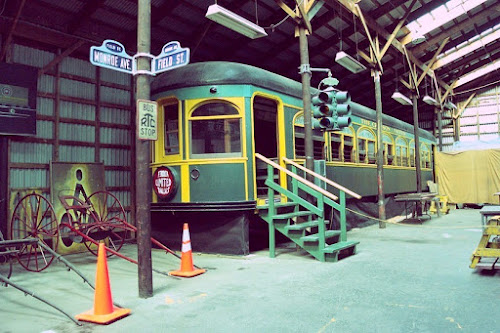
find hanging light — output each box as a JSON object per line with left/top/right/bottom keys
{"left": 392, "top": 91, "right": 413, "bottom": 106}
{"left": 205, "top": 4, "right": 267, "bottom": 39}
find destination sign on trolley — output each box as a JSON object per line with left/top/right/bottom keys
{"left": 90, "top": 40, "right": 134, "bottom": 74}
{"left": 153, "top": 41, "right": 190, "bottom": 74}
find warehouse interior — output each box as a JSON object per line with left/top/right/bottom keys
{"left": 1, "top": 0, "right": 500, "bottom": 331}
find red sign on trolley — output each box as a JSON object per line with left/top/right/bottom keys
{"left": 152, "top": 166, "right": 177, "bottom": 200}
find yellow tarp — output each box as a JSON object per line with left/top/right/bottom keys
{"left": 435, "top": 149, "right": 500, "bottom": 204}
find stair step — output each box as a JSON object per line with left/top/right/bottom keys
{"left": 273, "top": 210, "right": 313, "bottom": 220}
{"left": 323, "top": 241, "right": 359, "bottom": 253}
{"left": 285, "top": 220, "right": 327, "bottom": 231}
{"left": 256, "top": 201, "right": 298, "bottom": 210}
{"left": 300, "top": 230, "right": 341, "bottom": 242}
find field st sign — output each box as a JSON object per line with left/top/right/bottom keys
{"left": 137, "top": 99, "right": 157, "bottom": 141}
{"left": 90, "top": 40, "right": 133, "bottom": 74}
{"left": 154, "top": 41, "right": 190, "bottom": 74}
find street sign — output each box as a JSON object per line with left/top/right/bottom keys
{"left": 90, "top": 40, "right": 134, "bottom": 74}
{"left": 137, "top": 99, "right": 158, "bottom": 141}
{"left": 153, "top": 41, "right": 190, "bottom": 74}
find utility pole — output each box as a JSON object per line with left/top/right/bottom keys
{"left": 373, "top": 70, "right": 386, "bottom": 228}
{"left": 298, "top": 26, "right": 314, "bottom": 176}
{"left": 412, "top": 94, "right": 422, "bottom": 193}
{"left": 136, "top": 0, "right": 153, "bottom": 298}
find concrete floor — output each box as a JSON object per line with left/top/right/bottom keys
{"left": 1, "top": 207, "right": 499, "bottom": 333}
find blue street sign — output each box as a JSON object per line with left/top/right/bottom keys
{"left": 90, "top": 40, "right": 134, "bottom": 74}
{"left": 153, "top": 41, "right": 190, "bottom": 74}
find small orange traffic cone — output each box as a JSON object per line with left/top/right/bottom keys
{"left": 169, "top": 223, "right": 206, "bottom": 278}
{"left": 76, "top": 243, "right": 131, "bottom": 324}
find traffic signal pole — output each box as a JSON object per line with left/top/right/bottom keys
{"left": 298, "top": 26, "right": 315, "bottom": 176}
{"left": 373, "top": 70, "right": 386, "bottom": 228}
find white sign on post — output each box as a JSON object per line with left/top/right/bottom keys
{"left": 137, "top": 99, "right": 158, "bottom": 141}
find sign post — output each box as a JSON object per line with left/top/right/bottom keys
{"left": 90, "top": 40, "right": 134, "bottom": 74}
{"left": 136, "top": 99, "right": 157, "bottom": 141}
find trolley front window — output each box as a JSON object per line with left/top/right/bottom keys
{"left": 164, "top": 102, "right": 179, "bottom": 155}
{"left": 189, "top": 102, "right": 242, "bottom": 158}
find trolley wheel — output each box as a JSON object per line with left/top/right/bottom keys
{"left": 86, "top": 191, "right": 129, "bottom": 256}
{"left": 9, "top": 193, "right": 59, "bottom": 272}
{"left": 83, "top": 223, "right": 128, "bottom": 257}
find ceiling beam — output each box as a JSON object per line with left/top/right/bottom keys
{"left": 329, "top": 0, "right": 452, "bottom": 92}
{"left": 0, "top": 0, "right": 26, "bottom": 62}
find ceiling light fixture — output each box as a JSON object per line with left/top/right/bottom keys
{"left": 391, "top": 91, "right": 413, "bottom": 106}
{"left": 335, "top": 51, "right": 367, "bottom": 74}
{"left": 205, "top": 4, "right": 268, "bottom": 39}
{"left": 445, "top": 100, "right": 457, "bottom": 111}
{"left": 411, "top": 29, "right": 426, "bottom": 45}
{"left": 423, "top": 95, "right": 438, "bottom": 106}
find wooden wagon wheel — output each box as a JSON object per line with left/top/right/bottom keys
{"left": 9, "top": 193, "right": 59, "bottom": 272}
{"left": 84, "top": 190, "right": 128, "bottom": 256}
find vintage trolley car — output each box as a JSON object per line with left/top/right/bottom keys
{"left": 150, "top": 62, "right": 435, "bottom": 254}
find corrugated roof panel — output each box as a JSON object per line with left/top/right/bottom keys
{"left": 38, "top": 75, "right": 55, "bottom": 94}
{"left": 12, "top": 44, "right": 54, "bottom": 68}
{"left": 100, "top": 148, "right": 130, "bottom": 166}
{"left": 100, "top": 86, "right": 131, "bottom": 105}
{"left": 59, "top": 123, "right": 95, "bottom": 142}
{"left": 100, "top": 67, "right": 131, "bottom": 86}
{"left": 100, "top": 107, "right": 131, "bottom": 125}
{"left": 60, "top": 101, "right": 96, "bottom": 121}
{"left": 105, "top": 170, "right": 131, "bottom": 187}
{"left": 105, "top": 0, "right": 137, "bottom": 16}
{"left": 9, "top": 168, "right": 49, "bottom": 189}
{"left": 100, "top": 127, "right": 131, "bottom": 145}
{"left": 40, "top": 0, "right": 84, "bottom": 13}
{"left": 37, "top": 120, "right": 54, "bottom": 140}
{"left": 60, "top": 57, "right": 96, "bottom": 79}
{"left": 10, "top": 142, "right": 53, "bottom": 164}
{"left": 37, "top": 97, "right": 54, "bottom": 116}
{"left": 92, "top": 8, "right": 136, "bottom": 29}
{"left": 59, "top": 145, "right": 95, "bottom": 163}
{"left": 60, "top": 78, "right": 96, "bottom": 100}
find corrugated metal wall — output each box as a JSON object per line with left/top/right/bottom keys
{"left": 7, "top": 43, "right": 134, "bottom": 225}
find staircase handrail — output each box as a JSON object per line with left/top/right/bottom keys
{"left": 282, "top": 157, "right": 362, "bottom": 199}
{"left": 255, "top": 153, "right": 338, "bottom": 201}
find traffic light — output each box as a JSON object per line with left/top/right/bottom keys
{"left": 311, "top": 88, "right": 351, "bottom": 131}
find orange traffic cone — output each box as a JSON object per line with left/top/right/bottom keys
{"left": 169, "top": 223, "right": 206, "bottom": 278}
{"left": 75, "top": 243, "right": 131, "bottom": 324}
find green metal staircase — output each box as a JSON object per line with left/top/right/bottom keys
{"left": 255, "top": 153, "right": 360, "bottom": 262}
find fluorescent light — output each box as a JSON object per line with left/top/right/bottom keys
{"left": 423, "top": 95, "right": 438, "bottom": 106}
{"left": 445, "top": 101, "right": 457, "bottom": 110}
{"left": 335, "top": 51, "right": 366, "bottom": 74}
{"left": 205, "top": 4, "right": 267, "bottom": 39}
{"left": 392, "top": 91, "right": 413, "bottom": 106}
{"left": 411, "top": 30, "right": 426, "bottom": 45}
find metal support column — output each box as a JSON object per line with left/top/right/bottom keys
{"left": 0, "top": 137, "right": 7, "bottom": 238}
{"left": 298, "top": 26, "right": 314, "bottom": 176}
{"left": 374, "top": 71, "right": 386, "bottom": 228}
{"left": 136, "top": 0, "right": 153, "bottom": 298}
{"left": 412, "top": 94, "right": 422, "bottom": 193}
{"left": 437, "top": 107, "right": 443, "bottom": 151}
{"left": 453, "top": 117, "right": 460, "bottom": 142}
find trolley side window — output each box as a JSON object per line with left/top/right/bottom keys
{"left": 329, "top": 127, "right": 354, "bottom": 162}
{"left": 357, "top": 129, "right": 376, "bottom": 164}
{"left": 189, "top": 102, "right": 242, "bottom": 158}
{"left": 164, "top": 102, "right": 179, "bottom": 155}
{"left": 409, "top": 140, "right": 415, "bottom": 167}
{"left": 421, "top": 143, "right": 431, "bottom": 168}
{"left": 383, "top": 133, "right": 394, "bottom": 165}
{"left": 330, "top": 133, "right": 341, "bottom": 161}
{"left": 395, "top": 137, "right": 408, "bottom": 166}
{"left": 294, "top": 125, "right": 325, "bottom": 160}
